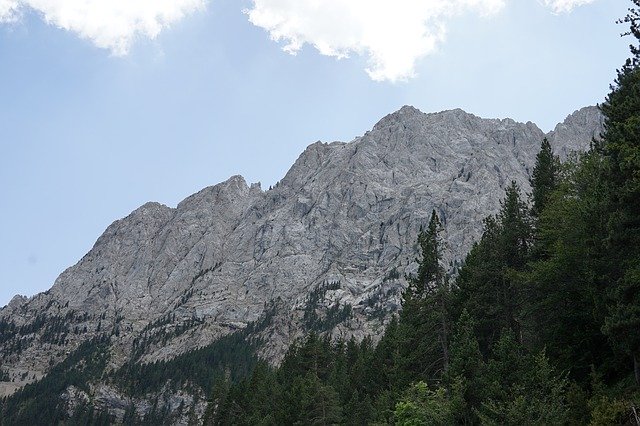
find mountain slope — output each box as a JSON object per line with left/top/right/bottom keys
{"left": 0, "top": 106, "right": 603, "bottom": 412}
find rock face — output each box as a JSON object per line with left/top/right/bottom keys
{"left": 0, "top": 105, "right": 604, "bottom": 418}
{"left": 547, "top": 105, "right": 605, "bottom": 158}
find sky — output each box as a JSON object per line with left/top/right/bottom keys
{"left": 0, "top": 0, "right": 631, "bottom": 306}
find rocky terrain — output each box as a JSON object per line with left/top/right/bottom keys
{"left": 0, "top": 105, "right": 604, "bottom": 421}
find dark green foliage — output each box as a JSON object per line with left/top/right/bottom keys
{"left": 393, "top": 380, "right": 464, "bottom": 425}
{"left": 115, "top": 327, "right": 260, "bottom": 398}
{"left": 523, "top": 152, "right": 614, "bottom": 382}
{"left": 363, "top": 284, "right": 401, "bottom": 320}
{"left": 396, "top": 210, "right": 452, "bottom": 387}
{"left": 445, "top": 309, "right": 484, "bottom": 423}
{"left": 209, "top": 332, "right": 387, "bottom": 425}
{"left": 132, "top": 314, "right": 205, "bottom": 360}
{"left": 116, "top": 306, "right": 276, "bottom": 399}
{"left": 0, "top": 320, "right": 17, "bottom": 345}
{"left": 302, "top": 281, "right": 353, "bottom": 333}
{"left": 455, "top": 182, "right": 532, "bottom": 354}
{"left": 530, "top": 138, "right": 559, "bottom": 218}
{"left": 603, "top": 261, "right": 640, "bottom": 384}
{"left": 0, "top": 335, "right": 113, "bottom": 426}
{"left": 295, "top": 373, "right": 343, "bottom": 425}
{"left": 497, "top": 181, "right": 532, "bottom": 271}
{"left": 383, "top": 267, "right": 400, "bottom": 282}
{"left": 304, "top": 303, "right": 352, "bottom": 333}
{"left": 414, "top": 210, "right": 444, "bottom": 291}
{"left": 475, "top": 331, "right": 569, "bottom": 425}
{"left": 0, "top": 312, "right": 93, "bottom": 357}
{"left": 66, "top": 402, "right": 113, "bottom": 426}
{"left": 1, "top": 313, "right": 76, "bottom": 347}
{"left": 599, "top": 11, "right": 640, "bottom": 385}
{"left": 2, "top": 307, "right": 275, "bottom": 425}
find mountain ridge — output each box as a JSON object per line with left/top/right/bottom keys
{"left": 0, "top": 105, "right": 604, "bottom": 411}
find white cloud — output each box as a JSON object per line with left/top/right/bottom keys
{"left": 0, "top": 0, "right": 21, "bottom": 23}
{"left": 0, "top": 0, "right": 597, "bottom": 80}
{"left": 245, "top": 0, "right": 506, "bottom": 82}
{"left": 245, "top": 0, "right": 599, "bottom": 82}
{"left": 541, "top": 0, "right": 597, "bottom": 14}
{"left": 0, "top": 0, "right": 207, "bottom": 55}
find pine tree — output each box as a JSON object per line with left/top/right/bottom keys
{"left": 244, "top": 362, "right": 279, "bottom": 425}
{"left": 415, "top": 210, "right": 444, "bottom": 294}
{"left": 397, "top": 210, "right": 451, "bottom": 384}
{"left": 477, "top": 331, "right": 568, "bottom": 425}
{"left": 523, "top": 152, "right": 612, "bottom": 383}
{"left": 498, "top": 181, "right": 532, "bottom": 271}
{"left": 445, "top": 309, "right": 484, "bottom": 424}
{"left": 530, "top": 138, "right": 559, "bottom": 219}
{"left": 454, "top": 182, "right": 532, "bottom": 354}
{"left": 298, "top": 374, "right": 343, "bottom": 426}
{"left": 600, "top": 2, "right": 640, "bottom": 387}
{"left": 393, "top": 380, "right": 464, "bottom": 425}
{"left": 370, "top": 316, "right": 403, "bottom": 409}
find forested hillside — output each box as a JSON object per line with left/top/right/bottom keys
{"left": 203, "top": 4, "right": 640, "bottom": 424}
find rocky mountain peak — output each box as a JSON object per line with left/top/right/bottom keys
{"left": 177, "top": 175, "right": 252, "bottom": 210}
{"left": 372, "top": 105, "right": 423, "bottom": 128}
{"left": 0, "top": 105, "right": 606, "bottom": 412}
{"left": 6, "top": 295, "right": 27, "bottom": 311}
{"left": 372, "top": 105, "right": 482, "bottom": 134}
{"left": 547, "top": 105, "right": 604, "bottom": 157}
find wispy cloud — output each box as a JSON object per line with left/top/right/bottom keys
{"left": 0, "top": 0, "right": 207, "bottom": 55}
{"left": 540, "top": 0, "right": 597, "bottom": 14}
{"left": 0, "top": 0, "right": 20, "bottom": 23}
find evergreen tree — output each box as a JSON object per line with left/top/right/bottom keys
{"left": 498, "top": 181, "right": 532, "bottom": 271}
{"left": 454, "top": 182, "right": 532, "bottom": 354}
{"left": 415, "top": 210, "right": 445, "bottom": 294}
{"left": 393, "top": 380, "right": 465, "bottom": 426}
{"left": 343, "top": 390, "right": 374, "bottom": 426}
{"left": 602, "top": 260, "right": 640, "bottom": 386}
{"left": 398, "top": 210, "right": 451, "bottom": 385}
{"left": 523, "top": 152, "right": 612, "bottom": 382}
{"left": 445, "top": 309, "right": 484, "bottom": 424}
{"left": 600, "top": 2, "right": 640, "bottom": 387}
{"left": 476, "top": 331, "right": 568, "bottom": 426}
{"left": 297, "top": 373, "right": 343, "bottom": 426}
{"left": 369, "top": 316, "right": 404, "bottom": 421}
{"left": 243, "top": 362, "right": 280, "bottom": 425}
{"left": 530, "top": 138, "right": 559, "bottom": 219}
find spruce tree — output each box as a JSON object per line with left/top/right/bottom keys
{"left": 498, "top": 181, "right": 532, "bottom": 271}
{"left": 454, "top": 182, "right": 531, "bottom": 354}
{"left": 530, "top": 138, "right": 559, "bottom": 219}
{"left": 297, "top": 374, "right": 343, "bottom": 426}
{"left": 523, "top": 151, "right": 612, "bottom": 383}
{"left": 476, "top": 331, "right": 569, "bottom": 425}
{"left": 398, "top": 210, "right": 451, "bottom": 384}
{"left": 601, "top": 1, "right": 640, "bottom": 387}
{"left": 445, "top": 309, "right": 484, "bottom": 424}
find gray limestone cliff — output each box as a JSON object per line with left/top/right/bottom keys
{"left": 0, "top": 105, "right": 604, "bottom": 421}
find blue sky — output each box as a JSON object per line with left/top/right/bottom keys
{"left": 0, "top": 0, "right": 631, "bottom": 306}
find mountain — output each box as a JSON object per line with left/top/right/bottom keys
{"left": 0, "top": 105, "right": 604, "bottom": 422}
